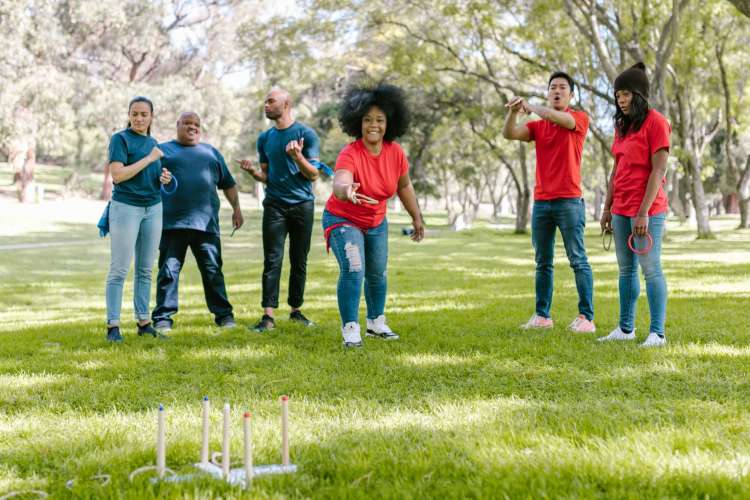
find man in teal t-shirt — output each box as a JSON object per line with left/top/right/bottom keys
{"left": 239, "top": 88, "right": 325, "bottom": 332}
{"left": 152, "top": 112, "right": 244, "bottom": 331}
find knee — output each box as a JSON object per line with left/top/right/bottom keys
{"left": 340, "top": 241, "right": 363, "bottom": 273}
{"left": 107, "top": 266, "right": 128, "bottom": 284}
{"left": 365, "top": 268, "right": 386, "bottom": 284}
{"left": 640, "top": 260, "right": 664, "bottom": 281}
{"left": 568, "top": 255, "right": 590, "bottom": 272}
{"left": 535, "top": 259, "right": 553, "bottom": 271}
{"left": 263, "top": 252, "right": 283, "bottom": 268}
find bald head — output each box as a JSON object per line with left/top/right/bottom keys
{"left": 176, "top": 111, "right": 202, "bottom": 146}
{"left": 264, "top": 88, "right": 293, "bottom": 122}
{"left": 178, "top": 111, "right": 201, "bottom": 124}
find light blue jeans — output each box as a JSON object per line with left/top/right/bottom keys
{"left": 612, "top": 213, "right": 667, "bottom": 336}
{"left": 105, "top": 200, "right": 162, "bottom": 326}
{"left": 322, "top": 210, "right": 388, "bottom": 326}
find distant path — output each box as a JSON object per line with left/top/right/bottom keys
{"left": 0, "top": 240, "right": 94, "bottom": 251}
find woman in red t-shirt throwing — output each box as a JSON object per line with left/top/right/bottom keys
{"left": 599, "top": 63, "right": 670, "bottom": 347}
{"left": 322, "top": 82, "right": 425, "bottom": 348}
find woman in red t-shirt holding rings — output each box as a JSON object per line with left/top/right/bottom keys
{"left": 322, "top": 82, "right": 425, "bottom": 348}
{"left": 599, "top": 63, "right": 670, "bottom": 347}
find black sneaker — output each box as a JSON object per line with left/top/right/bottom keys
{"left": 289, "top": 310, "right": 314, "bottom": 327}
{"left": 217, "top": 316, "right": 237, "bottom": 329}
{"left": 106, "top": 326, "right": 123, "bottom": 343}
{"left": 252, "top": 315, "right": 275, "bottom": 332}
{"left": 138, "top": 322, "right": 169, "bottom": 339}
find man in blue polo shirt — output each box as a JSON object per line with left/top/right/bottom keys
{"left": 151, "top": 111, "right": 243, "bottom": 332}
{"left": 238, "top": 88, "right": 323, "bottom": 332}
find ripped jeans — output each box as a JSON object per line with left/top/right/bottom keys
{"left": 322, "top": 210, "right": 388, "bottom": 326}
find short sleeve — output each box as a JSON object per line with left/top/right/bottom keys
{"left": 572, "top": 111, "right": 589, "bottom": 136}
{"left": 396, "top": 143, "right": 409, "bottom": 176}
{"left": 526, "top": 120, "right": 540, "bottom": 141}
{"left": 256, "top": 132, "right": 269, "bottom": 164}
{"left": 302, "top": 128, "right": 321, "bottom": 159}
{"left": 335, "top": 145, "right": 356, "bottom": 174}
{"left": 214, "top": 147, "right": 236, "bottom": 190}
{"left": 108, "top": 133, "right": 127, "bottom": 163}
{"left": 647, "top": 113, "right": 671, "bottom": 155}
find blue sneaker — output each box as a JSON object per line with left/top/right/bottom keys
{"left": 106, "top": 326, "right": 123, "bottom": 343}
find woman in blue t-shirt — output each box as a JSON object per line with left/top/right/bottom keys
{"left": 105, "top": 96, "right": 172, "bottom": 342}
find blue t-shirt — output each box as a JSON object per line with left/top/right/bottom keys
{"left": 159, "top": 141, "right": 236, "bottom": 235}
{"left": 108, "top": 128, "right": 162, "bottom": 207}
{"left": 257, "top": 122, "right": 321, "bottom": 205}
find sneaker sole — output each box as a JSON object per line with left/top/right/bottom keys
{"left": 366, "top": 330, "right": 399, "bottom": 340}
{"left": 290, "top": 320, "right": 315, "bottom": 327}
{"left": 597, "top": 336, "right": 636, "bottom": 342}
{"left": 343, "top": 342, "right": 363, "bottom": 348}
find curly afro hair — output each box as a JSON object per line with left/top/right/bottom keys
{"left": 338, "top": 82, "right": 411, "bottom": 141}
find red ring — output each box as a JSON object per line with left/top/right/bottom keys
{"left": 627, "top": 232, "right": 653, "bottom": 255}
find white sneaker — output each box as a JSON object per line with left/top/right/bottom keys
{"left": 597, "top": 326, "right": 636, "bottom": 342}
{"left": 641, "top": 332, "right": 667, "bottom": 347}
{"left": 521, "top": 314, "right": 554, "bottom": 330}
{"left": 342, "top": 322, "right": 363, "bottom": 348}
{"left": 366, "top": 315, "right": 400, "bottom": 340}
{"left": 568, "top": 315, "right": 596, "bottom": 333}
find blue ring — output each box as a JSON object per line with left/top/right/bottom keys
{"left": 161, "top": 176, "right": 178, "bottom": 196}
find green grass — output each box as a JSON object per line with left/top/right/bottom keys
{"left": 1, "top": 207, "right": 750, "bottom": 499}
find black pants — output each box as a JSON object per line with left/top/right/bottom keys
{"left": 152, "top": 229, "right": 233, "bottom": 326}
{"left": 262, "top": 198, "right": 314, "bottom": 309}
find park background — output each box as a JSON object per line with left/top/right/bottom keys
{"left": 2, "top": 0, "right": 750, "bottom": 498}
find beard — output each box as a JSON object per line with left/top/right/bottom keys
{"left": 265, "top": 109, "right": 282, "bottom": 120}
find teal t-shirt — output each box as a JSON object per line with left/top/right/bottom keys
{"left": 160, "top": 141, "right": 236, "bottom": 235}
{"left": 108, "top": 128, "right": 162, "bottom": 207}
{"left": 257, "top": 122, "right": 321, "bottom": 205}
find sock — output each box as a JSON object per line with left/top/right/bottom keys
{"left": 621, "top": 327, "right": 633, "bottom": 334}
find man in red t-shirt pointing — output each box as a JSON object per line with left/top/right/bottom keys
{"left": 503, "top": 72, "right": 595, "bottom": 333}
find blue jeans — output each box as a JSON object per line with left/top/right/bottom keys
{"left": 612, "top": 213, "right": 667, "bottom": 336}
{"left": 531, "top": 198, "right": 594, "bottom": 320}
{"left": 322, "top": 210, "right": 388, "bottom": 326}
{"left": 105, "top": 200, "right": 162, "bottom": 326}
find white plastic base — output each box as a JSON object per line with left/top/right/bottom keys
{"left": 159, "top": 461, "right": 297, "bottom": 487}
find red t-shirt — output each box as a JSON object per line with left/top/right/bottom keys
{"left": 611, "top": 109, "right": 671, "bottom": 217}
{"left": 527, "top": 109, "right": 589, "bottom": 201}
{"left": 325, "top": 139, "right": 409, "bottom": 229}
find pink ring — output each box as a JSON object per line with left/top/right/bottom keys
{"left": 627, "top": 232, "right": 653, "bottom": 255}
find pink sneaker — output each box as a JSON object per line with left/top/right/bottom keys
{"left": 521, "top": 314, "right": 553, "bottom": 329}
{"left": 568, "top": 315, "right": 596, "bottom": 333}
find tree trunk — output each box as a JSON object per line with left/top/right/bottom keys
{"left": 11, "top": 140, "right": 36, "bottom": 203}
{"left": 514, "top": 143, "right": 531, "bottom": 234}
{"left": 100, "top": 161, "right": 113, "bottom": 200}
{"left": 739, "top": 198, "right": 750, "bottom": 228}
{"left": 738, "top": 156, "right": 750, "bottom": 228}
{"left": 687, "top": 154, "right": 713, "bottom": 238}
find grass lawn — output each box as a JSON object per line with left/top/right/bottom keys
{"left": 1, "top": 205, "right": 750, "bottom": 499}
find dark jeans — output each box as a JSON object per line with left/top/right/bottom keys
{"left": 261, "top": 197, "right": 314, "bottom": 309}
{"left": 152, "top": 229, "right": 233, "bottom": 326}
{"left": 531, "top": 198, "right": 594, "bottom": 320}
